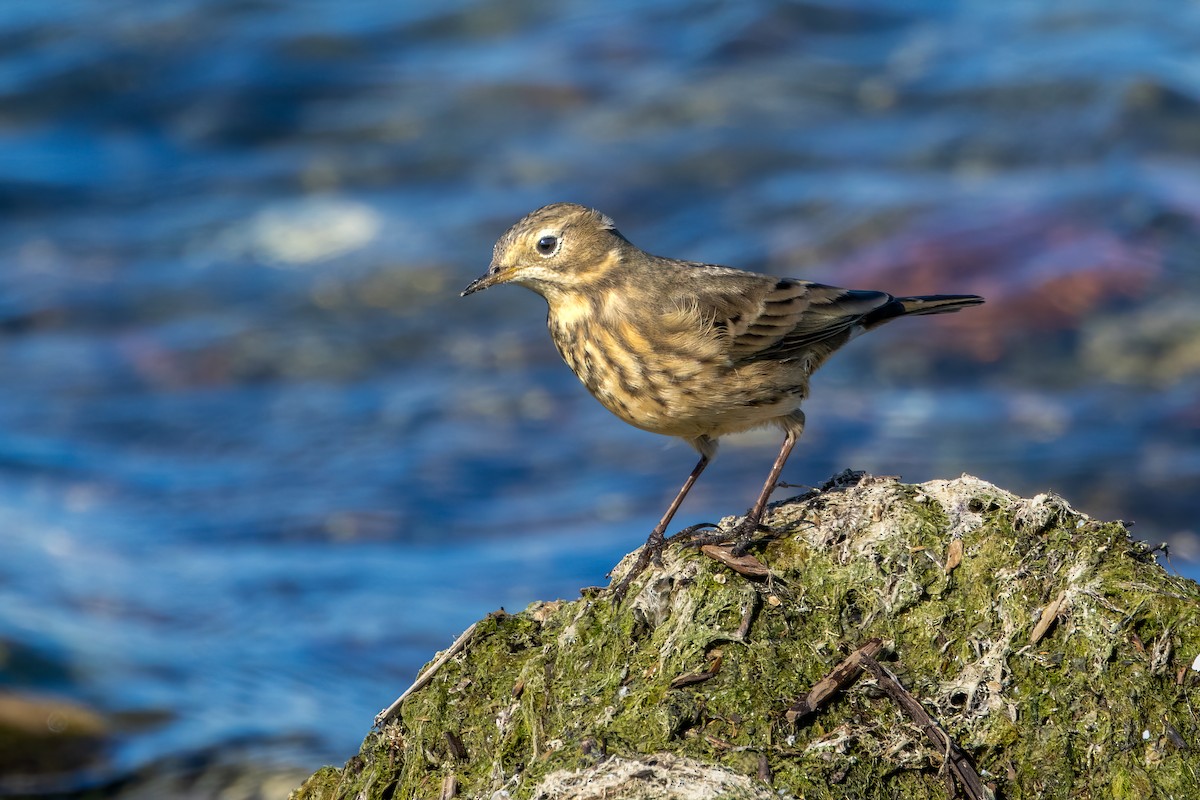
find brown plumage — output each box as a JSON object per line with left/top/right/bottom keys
{"left": 463, "top": 203, "right": 983, "bottom": 597}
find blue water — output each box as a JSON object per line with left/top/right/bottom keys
{"left": 2, "top": 0, "right": 1199, "bottom": 792}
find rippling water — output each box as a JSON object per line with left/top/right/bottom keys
{"left": 2, "top": 0, "right": 1199, "bottom": 794}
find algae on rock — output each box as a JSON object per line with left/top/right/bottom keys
{"left": 292, "top": 474, "right": 1200, "bottom": 800}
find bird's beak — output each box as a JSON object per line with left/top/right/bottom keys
{"left": 461, "top": 264, "right": 506, "bottom": 297}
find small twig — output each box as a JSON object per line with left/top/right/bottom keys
{"left": 704, "top": 733, "right": 735, "bottom": 750}
{"left": 439, "top": 773, "right": 459, "bottom": 800}
{"left": 375, "top": 622, "right": 479, "bottom": 726}
{"left": 786, "top": 638, "right": 884, "bottom": 725}
{"left": 735, "top": 594, "right": 760, "bottom": 641}
{"left": 1030, "top": 589, "right": 1068, "bottom": 645}
{"left": 670, "top": 652, "right": 724, "bottom": 689}
{"left": 706, "top": 593, "right": 762, "bottom": 650}
{"left": 859, "top": 653, "right": 990, "bottom": 800}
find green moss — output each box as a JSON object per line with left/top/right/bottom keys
{"left": 291, "top": 766, "right": 344, "bottom": 800}
{"left": 291, "top": 475, "right": 1200, "bottom": 800}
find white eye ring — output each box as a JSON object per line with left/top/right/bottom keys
{"left": 535, "top": 233, "right": 561, "bottom": 257}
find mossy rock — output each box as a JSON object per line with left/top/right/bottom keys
{"left": 292, "top": 474, "right": 1200, "bottom": 799}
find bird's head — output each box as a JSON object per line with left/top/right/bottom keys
{"left": 462, "top": 203, "right": 628, "bottom": 299}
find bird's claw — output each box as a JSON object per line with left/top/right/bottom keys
{"left": 611, "top": 548, "right": 652, "bottom": 603}
{"left": 682, "top": 516, "right": 778, "bottom": 555}
{"left": 666, "top": 522, "right": 719, "bottom": 545}
{"left": 610, "top": 517, "right": 775, "bottom": 603}
{"left": 611, "top": 527, "right": 670, "bottom": 603}
{"left": 610, "top": 522, "right": 719, "bottom": 603}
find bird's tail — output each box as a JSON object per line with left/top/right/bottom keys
{"left": 862, "top": 294, "right": 984, "bottom": 330}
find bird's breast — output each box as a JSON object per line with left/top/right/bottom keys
{"left": 546, "top": 295, "right": 794, "bottom": 438}
{"left": 548, "top": 309, "right": 670, "bottom": 431}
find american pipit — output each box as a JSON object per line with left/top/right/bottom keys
{"left": 463, "top": 203, "right": 983, "bottom": 596}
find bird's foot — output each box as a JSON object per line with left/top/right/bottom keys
{"left": 610, "top": 553, "right": 650, "bottom": 604}
{"left": 684, "top": 514, "right": 776, "bottom": 556}
{"left": 665, "top": 522, "right": 720, "bottom": 545}
{"left": 610, "top": 523, "right": 720, "bottom": 603}
{"left": 610, "top": 529, "right": 666, "bottom": 602}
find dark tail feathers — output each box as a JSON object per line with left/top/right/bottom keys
{"left": 862, "top": 294, "right": 984, "bottom": 330}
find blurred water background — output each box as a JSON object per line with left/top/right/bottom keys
{"left": 1, "top": 0, "right": 1199, "bottom": 796}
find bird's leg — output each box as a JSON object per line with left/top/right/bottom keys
{"left": 686, "top": 428, "right": 799, "bottom": 555}
{"left": 611, "top": 454, "right": 710, "bottom": 599}
{"left": 730, "top": 429, "right": 798, "bottom": 555}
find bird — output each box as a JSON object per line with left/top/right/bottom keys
{"left": 462, "top": 203, "right": 983, "bottom": 597}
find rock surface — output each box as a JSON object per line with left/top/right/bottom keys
{"left": 292, "top": 473, "right": 1200, "bottom": 800}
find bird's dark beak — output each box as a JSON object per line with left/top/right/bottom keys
{"left": 461, "top": 264, "right": 504, "bottom": 297}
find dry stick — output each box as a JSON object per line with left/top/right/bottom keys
{"left": 375, "top": 622, "right": 479, "bottom": 727}
{"left": 858, "top": 653, "right": 990, "bottom": 800}
{"left": 670, "top": 652, "right": 724, "bottom": 689}
{"left": 1030, "top": 589, "right": 1068, "bottom": 645}
{"left": 734, "top": 593, "right": 760, "bottom": 641}
{"left": 786, "top": 638, "right": 884, "bottom": 725}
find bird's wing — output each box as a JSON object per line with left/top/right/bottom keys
{"left": 680, "top": 269, "right": 894, "bottom": 363}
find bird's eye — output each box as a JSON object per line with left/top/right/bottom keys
{"left": 535, "top": 235, "right": 559, "bottom": 256}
